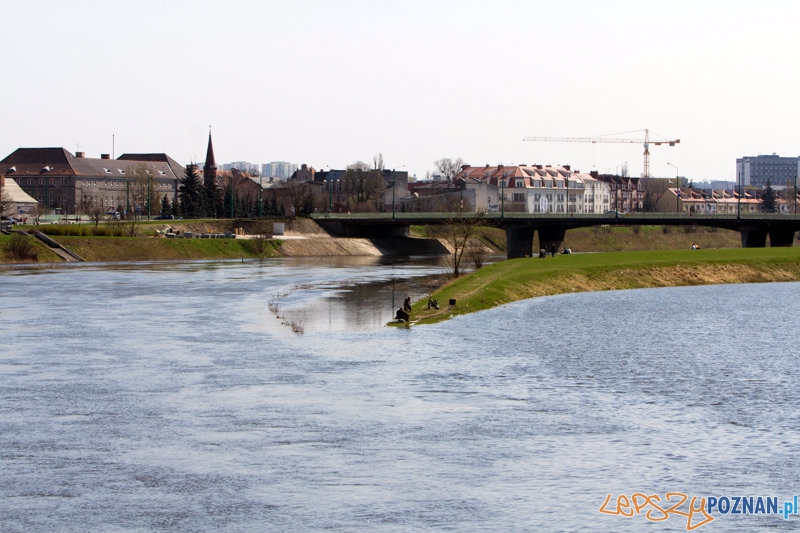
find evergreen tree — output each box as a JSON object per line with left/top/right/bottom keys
{"left": 179, "top": 164, "right": 202, "bottom": 218}
{"left": 203, "top": 175, "right": 222, "bottom": 218}
{"left": 223, "top": 186, "right": 235, "bottom": 218}
{"left": 160, "top": 194, "right": 171, "bottom": 216}
{"left": 761, "top": 180, "right": 777, "bottom": 213}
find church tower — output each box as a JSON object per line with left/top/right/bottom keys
{"left": 203, "top": 128, "right": 217, "bottom": 186}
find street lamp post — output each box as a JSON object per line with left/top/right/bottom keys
{"left": 259, "top": 175, "right": 263, "bottom": 217}
{"left": 737, "top": 171, "right": 742, "bottom": 220}
{"left": 500, "top": 179, "right": 505, "bottom": 219}
{"left": 667, "top": 162, "right": 679, "bottom": 214}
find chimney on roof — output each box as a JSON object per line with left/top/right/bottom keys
{"left": 101, "top": 153, "right": 110, "bottom": 160}
{"left": 564, "top": 165, "right": 571, "bottom": 171}
{"left": 76, "top": 151, "right": 85, "bottom": 158}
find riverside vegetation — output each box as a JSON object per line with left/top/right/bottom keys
{"left": 3, "top": 219, "right": 800, "bottom": 325}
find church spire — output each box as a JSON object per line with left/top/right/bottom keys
{"left": 204, "top": 126, "right": 216, "bottom": 171}
{"left": 203, "top": 128, "right": 217, "bottom": 191}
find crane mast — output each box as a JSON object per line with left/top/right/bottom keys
{"left": 522, "top": 129, "right": 680, "bottom": 179}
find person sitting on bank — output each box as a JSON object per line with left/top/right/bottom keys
{"left": 396, "top": 307, "right": 410, "bottom": 322}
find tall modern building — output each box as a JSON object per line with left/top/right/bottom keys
{"left": 221, "top": 161, "right": 261, "bottom": 175}
{"left": 736, "top": 154, "right": 800, "bottom": 189}
{"left": 262, "top": 161, "right": 298, "bottom": 180}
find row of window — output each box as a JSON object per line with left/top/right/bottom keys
{"left": 20, "top": 177, "right": 176, "bottom": 189}
{"left": 511, "top": 180, "right": 586, "bottom": 189}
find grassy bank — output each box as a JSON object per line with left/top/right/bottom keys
{"left": 56, "top": 236, "right": 282, "bottom": 262}
{"left": 0, "top": 232, "right": 281, "bottom": 263}
{"left": 414, "top": 224, "right": 744, "bottom": 253}
{"left": 407, "top": 247, "right": 800, "bottom": 325}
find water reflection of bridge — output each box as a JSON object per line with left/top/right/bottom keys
{"left": 311, "top": 212, "right": 800, "bottom": 259}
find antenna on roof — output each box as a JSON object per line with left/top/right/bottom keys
{"left": 112, "top": 133, "right": 115, "bottom": 159}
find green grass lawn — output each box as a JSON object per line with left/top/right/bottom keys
{"left": 407, "top": 247, "right": 800, "bottom": 325}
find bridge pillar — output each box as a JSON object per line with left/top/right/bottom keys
{"left": 740, "top": 229, "right": 768, "bottom": 248}
{"left": 769, "top": 228, "right": 796, "bottom": 247}
{"left": 505, "top": 226, "right": 535, "bottom": 259}
{"left": 538, "top": 227, "right": 567, "bottom": 255}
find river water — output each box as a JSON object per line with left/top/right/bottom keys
{"left": 2, "top": 258, "right": 800, "bottom": 532}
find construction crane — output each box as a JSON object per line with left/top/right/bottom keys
{"left": 522, "top": 129, "right": 680, "bottom": 179}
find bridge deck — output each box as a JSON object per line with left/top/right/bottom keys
{"left": 310, "top": 212, "right": 800, "bottom": 258}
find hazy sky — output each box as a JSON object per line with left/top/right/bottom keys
{"left": 3, "top": 0, "right": 799, "bottom": 181}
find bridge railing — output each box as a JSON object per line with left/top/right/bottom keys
{"left": 311, "top": 212, "right": 800, "bottom": 221}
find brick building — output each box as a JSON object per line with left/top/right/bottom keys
{"left": 1, "top": 148, "right": 183, "bottom": 217}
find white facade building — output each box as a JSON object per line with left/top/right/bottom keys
{"left": 262, "top": 161, "right": 298, "bottom": 180}
{"left": 454, "top": 164, "right": 611, "bottom": 214}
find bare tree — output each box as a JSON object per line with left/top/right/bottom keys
{"left": 30, "top": 203, "right": 47, "bottom": 225}
{"left": 124, "top": 215, "right": 139, "bottom": 236}
{"left": 343, "top": 162, "right": 385, "bottom": 211}
{"left": 346, "top": 161, "right": 371, "bottom": 172}
{"left": 435, "top": 212, "right": 484, "bottom": 278}
{"left": 283, "top": 179, "right": 314, "bottom": 217}
{"left": 0, "top": 176, "right": 12, "bottom": 218}
{"left": 127, "top": 162, "right": 158, "bottom": 219}
{"left": 248, "top": 219, "right": 273, "bottom": 255}
{"left": 88, "top": 205, "right": 106, "bottom": 227}
{"left": 465, "top": 239, "right": 491, "bottom": 270}
{"left": 434, "top": 157, "right": 465, "bottom": 182}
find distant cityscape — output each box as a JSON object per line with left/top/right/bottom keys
{"left": 220, "top": 153, "right": 800, "bottom": 191}
{"left": 221, "top": 161, "right": 298, "bottom": 180}
{"left": 2, "top": 132, "right": 800, "bottom": 221}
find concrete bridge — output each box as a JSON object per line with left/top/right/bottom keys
{"left": 310, "top": 212, "right": 800, "bottom": 259}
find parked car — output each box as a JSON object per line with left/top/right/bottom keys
{"left": 154, "top": 214, "right": 175, "bottom": 220}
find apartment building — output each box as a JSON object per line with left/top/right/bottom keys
{"left": 1, "top": 148, "right": 182, "bottom": 216}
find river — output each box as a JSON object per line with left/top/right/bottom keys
{"left": 2, "top": 258, "right": 799, "bottom": 532}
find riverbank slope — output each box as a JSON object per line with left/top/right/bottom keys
{"left": 0, "top": 218, "right": 745, "bottom": 264}
{"left": 407, "top": 247, "right": 800, "bottom": 325}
